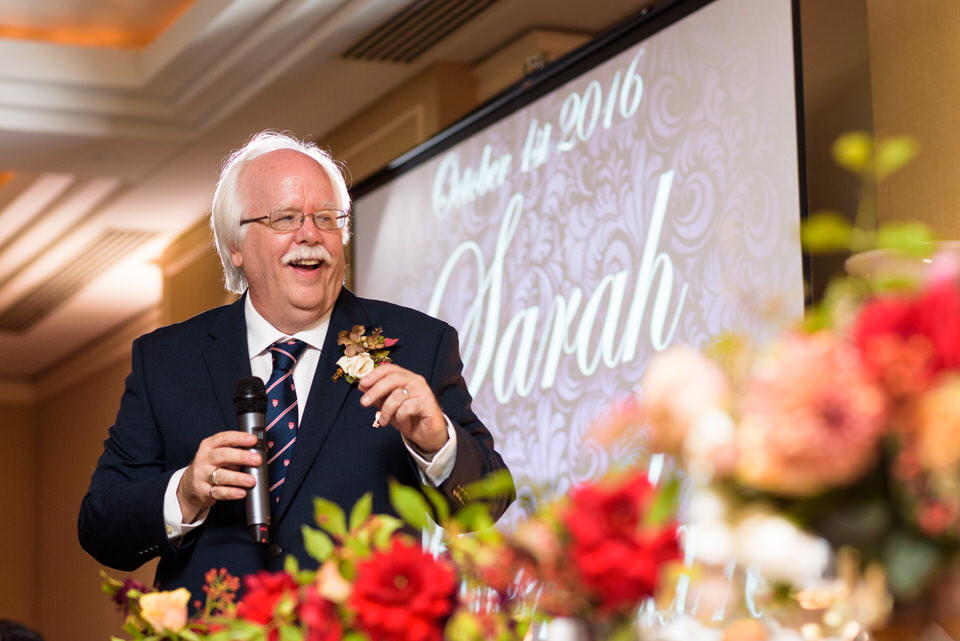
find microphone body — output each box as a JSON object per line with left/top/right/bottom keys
{"left": 234, "top": 377, "right": 271, "bottom": 544}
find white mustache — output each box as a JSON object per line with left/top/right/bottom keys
{"left": 282, "top": 245, "right": 332, "bottom": 265}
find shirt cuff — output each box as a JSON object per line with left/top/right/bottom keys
{"left": 403, "top": 415, "right": 458, "bottom": 486}
{"left": 164, "top": 467, "right": 209, "bottom": 543}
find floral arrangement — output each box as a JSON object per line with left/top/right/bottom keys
{"left": 589, "top": 132, "right": 960, "bottom": 638}
{"left": 332, "top": 325, "right": 398, "bottom": 383}
{"left": 615, "top": 259, "right": 960, "bottom": 629}
{"left": 103, "top": 472, "right": 681, "bottom": 641}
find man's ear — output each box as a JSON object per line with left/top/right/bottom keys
{"left": 231, "top": 248, "right": 243, "bottom": 269}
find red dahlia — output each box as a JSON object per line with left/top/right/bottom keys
{"left": 562, "top": 474, "right": 680, "bottom": 615}
{"left": 301, "top": 585, "right": 342, "bottom": 641}
{"left": 349, "top": 539, "right": 457, "bottom": 641}
{"left": 235, "top": 570, "right": 299, "bottom": 631}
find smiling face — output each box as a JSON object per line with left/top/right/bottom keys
{"left": 231, "top": 149, "right": 346, "bottom": 333}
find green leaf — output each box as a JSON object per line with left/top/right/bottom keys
{"left": 215, "top": 621, "right": 266, "bottom": 641}
{"left": 388, "top": 480, "right": 434, "bottom": 530}
{"left": 301, "top": 525, "right": 334, "bottom": 562}
{"left": 284, "top": 555, "right": 300, "bottom": 575}
{"left": 420, "top": 483, "right": 451, "bottom": 525}
{"left": 463, "top": 470, "right": 515, "bottom": 500}
{"left": 453, "top": 503, "right": 494, "bottom": 531}
{"left": 276, "top": 592, "right": 297, "bottom": 618}
{"left": 644, "top": 476, "right": 681, "bottom": 526}
{"left": 883, "top": 531, "right": 940, "bottom": 600}
{"left": 343, "top": 631, "right": 370, "bottom": 641}
{"left": 179, "top": 629, "right": 203, "bottom": 641}
{"left": 831, "top": 131, "right": 873, "bottom": 174}
{"left": 876, "top": 136, "right": 919, "bottom": 179}
{"left": 372, "top": 515, "right": 404, "bottom": 549}
{"left": 875, "top": 221, "right": 935, "bottom": 257}
{"left": 279, "top": 624, "right": 304, "bottom": 641}
{"left": 313, "top": 497, "right": 347, "bottom": 537}
{"left": 800, "top": 211, "right": 852, "bottom": 253}
{"left": 296, "top": 569, "right": 316, "bottom": 585}
{"left": 349, "top": 492, "right": 373, "bottom": 532}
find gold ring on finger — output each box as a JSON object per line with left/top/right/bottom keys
{"left": 208, "top": 467, "right": 219, "bottom": 486}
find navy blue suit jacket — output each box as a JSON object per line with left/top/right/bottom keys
{"left": 79, "top": 289, "right": 512, "bottom": 598}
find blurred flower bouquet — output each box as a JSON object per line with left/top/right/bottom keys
{"left": 595, "top": 133, "right": 960, "bottom": 638}
{"left": 103, "top": 472, "right": 682, "bottom": 641}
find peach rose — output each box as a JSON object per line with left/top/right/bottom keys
{"left": 139, "top": 587, "right": 190, "bottom": 633}
{"left": 640, "top": 345, "right": 730, "bottom": 455}
{"left": 316, "top": 559, "right": 352, "bottom": 603}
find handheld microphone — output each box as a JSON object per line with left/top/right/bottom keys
{"left": 234, "top": 376, "right": 270, "bottom": 544}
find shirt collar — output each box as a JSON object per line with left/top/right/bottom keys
{"left": 244, "top": 295, "right": 331, "bottom": 359}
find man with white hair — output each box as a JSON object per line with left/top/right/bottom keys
{"left": 79, "top": 131, "right": 513, "bottom": 600}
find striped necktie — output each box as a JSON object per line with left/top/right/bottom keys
{"left": 264, "top": 338, "right": 307, "bottom": 503}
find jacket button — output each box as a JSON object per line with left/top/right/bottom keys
{"left": 268, "top": 543, "right": 283, "bottom": 558}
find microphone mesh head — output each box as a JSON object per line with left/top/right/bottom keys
{"left": 234, "top": 376, "right": 268, "bottom": 414}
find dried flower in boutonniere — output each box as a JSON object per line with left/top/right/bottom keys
{"left": 332, "top": 324, "right": 398, "bottom": 384}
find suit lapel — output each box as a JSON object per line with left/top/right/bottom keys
{"left": 201, "top": 296, "right": 252, "bottom": 432}
{"left": 274, "top": 289, "right": 370, "bottom": 525}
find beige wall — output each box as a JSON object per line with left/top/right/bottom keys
{"left": 0, "top": 404, "right": 38, "bottom": 626}
{"left": 35, "top": 361, "right": 157, "bottom": 641}
{"left": 867, "top": 0, "right": 960, "bottom": 238}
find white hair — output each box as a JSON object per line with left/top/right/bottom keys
{"left": 210, "top": 130, "right": 352, "bottom": 294}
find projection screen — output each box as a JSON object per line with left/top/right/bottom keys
{"left": 353, "top": 0, "right": 804, "bottom": 525}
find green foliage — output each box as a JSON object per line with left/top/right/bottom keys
{"left": 348, "top": 492, "right": 373, "bottom": 532}
{"left": 644, "top": 476, "right": 681, "bottom": 527}
{"left": 875, "top": 136, "right": 919, "bottom": 180}
{"left": 301, "top": 525, "right": 334, "bottom": 562}
{"left": 464, "top": 469, "right": 515, "bottom": 500}
{"left": 883, "top": 531, "right": 941, "bottom": 600}
{"left": 831, "top": 131, "right": 918, "bottom": 180}
{"left": 452, "top": 503, "right": 495, "bottom": 531}
{"left": 313, "top": 497, "right": 347, "bottom": 537}
{"left": 278, "top": 624, "right": 303, "bottom": 641}
{"left": 831, "top": 131, "right": 873, "bottom": 173}
{"left": 420, "top": 483, "right": 451, "bottom": 524}
{"left": 801, "top": 211, "right": 853, "bottom": 253}
{"left": 876, "top": 221, "right": 935, "bottom": 257}
{"left": 388, "top": 479, "right": 433, "bottom": 530}
{"left": 208, "top": 621, "right": 263, "bottom": 641}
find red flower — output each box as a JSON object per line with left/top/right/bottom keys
{"left": 561, "top": 474, "right": 680, "bottom": 615}
{"left": 112, "top": 577, "right": 149, "bottom": 616}
{"left": 301, "top": 585, "right": 342, "bottom": 641}
{"left": 853, "top": 280, "right": 960, "bottom": 397}
{"left": 235, "top": 571, "right": 298, "bottom": 634}
{"left": 349, "top": 539, "right": 457, "bottom": 641}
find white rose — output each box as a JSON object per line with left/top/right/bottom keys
{"left": 734, "top": 513, "right": 830, "bottom": 586}
{"left": 683, "top": 487, "right": 735, "bottom": 566}
{"left": 683, "top": 407, "right": 737, "bottom": 481}
{"left": 337, "top": 353, "right": 376, "bottom": 379}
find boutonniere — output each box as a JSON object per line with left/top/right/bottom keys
{"left": 332, "top": 325, "right": 398, "bottom": 384}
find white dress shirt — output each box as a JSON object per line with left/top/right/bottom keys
{"left": 163, "top": 296, "right": 457, "bottom": 540}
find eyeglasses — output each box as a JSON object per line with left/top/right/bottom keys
{"left": 240, "top": 209, "right": 348, "bottom": 232}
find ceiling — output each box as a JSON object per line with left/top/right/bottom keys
{"left": 0, "top": 0, "right": 658, "bottom": 383}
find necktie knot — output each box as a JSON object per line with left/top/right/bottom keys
{"left": 270, "top": 339, "right": 307, "bottom": 372}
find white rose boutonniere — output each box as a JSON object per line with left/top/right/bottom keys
{"left": 332, "top": 325, "right": 397, "bottom": 384}
{"left": 336, "top": 353, "right": 376, "bottom": 380}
